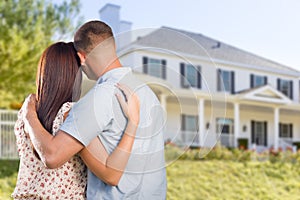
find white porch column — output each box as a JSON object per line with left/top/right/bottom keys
{"left": 198, "top": 98, "right": 204, "bottom": 147}
{"left": 234, "top": 103, "right": 240, "bottom": 147}
{"left": 159, "top": 94, "right": 167, "bottom": 139}
{"left": 159, "top": 94, "right": 167, "bottom": 112}
{"left": 274, "top": 107, "right": 279, "bottom": 150}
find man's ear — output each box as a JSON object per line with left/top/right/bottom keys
{"left": 77, "top": 51, "right": 86, "bottom": 64}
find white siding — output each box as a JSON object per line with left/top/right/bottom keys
{"left": 120, "top": 50, "right": 299, "bottom": 102}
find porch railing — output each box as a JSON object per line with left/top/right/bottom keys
{"left": 167, "top": 131, "right": 299, "bottom": 151}
{"left": 173, "top": 131, "right": 199, "bottom": 147}
{"left": 168, "top": 131, "right": 234, "bottom": 148}
{"left": 219, "top": 134, "right": 235, "bottom": 148}
{"left": 278, "top": 138, "right": 295, "bottom": 151}
{"left": 0, "top": 109, "right": 18, "bottom": 159}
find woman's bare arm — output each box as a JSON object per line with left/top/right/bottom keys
{"left": 79, "top": 83, "right": 140, "bottom": 186}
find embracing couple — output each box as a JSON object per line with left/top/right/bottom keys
{"left": 12, "top": 20, "right": 167, "bottom": 199}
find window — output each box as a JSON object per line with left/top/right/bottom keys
{"left": 216, "top": 118, "right": 234, "bottom": 134}
{"left": 277, "top": 78, "right": 293, "bottom": 99}
{"left": 279, "top": 123, "right": 293, "bottom": 138}
{"left": 217, "top": 69, "right": 235, "bottom": 93}
{"left": 181, "top": 114, "right": 199, "bottom": 146}
{"left": 180, "top": 63, "right": 201, "bottom": 88}
{"left": 142, "top": 57, "right": 166, "bottom": 79}
{"left": 181, "top": 115, "right": 198, "bottom": 131}
{"left": 250, "top": 74, "right": 267, "bottom": 88}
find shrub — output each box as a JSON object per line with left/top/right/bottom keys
{"left": 164, "top": 143, "right": 300, "bottom": 164}
{"left": 238, "top": 138, "right": 248, "bottom": 149}
{"left": 292, "top": 142, "right": 300, "bottom": 150}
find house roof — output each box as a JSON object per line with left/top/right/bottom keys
{"left": 130, "top": 27, "right": 300, "bottom": 77}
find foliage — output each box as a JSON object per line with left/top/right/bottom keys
{"left": 292, "top": 142, "right": 300, "bottom": 150}
{"left": 238, "top": 138, "right": 248, "bottom": 149}
{"left": 1, "top": 158, "right": 300, "bottom": 199}
{"left": 165, "top": 144, "right": 300, "bottom": 163}
{"left": 0, "top": 0, "right": 82, "bottom": 109}
{"left": 0, "top": 160, "right": 19, "bottom": 199}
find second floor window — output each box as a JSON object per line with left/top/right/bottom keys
{"left": 142, "top": 57, "right": 166, "bottom": 79}
{"left": 180, "top": 63, "right": 201, "bottom": 88}
{"left": 277, "top": 78, "right": 293, "bottom": 99}
{"left": 250, "top": 74, "right": 267, "bottom": 88}
{"left": 217, "top": 69, "right": 235, "bottom": 93}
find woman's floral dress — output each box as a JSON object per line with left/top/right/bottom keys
{"left": 12, "top": 102, "right": 87, "bottom": 199}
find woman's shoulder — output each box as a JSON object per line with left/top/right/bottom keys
{"left": 60, "top": 102, "right": 74, "bottom": 113}
{"left": 52, "top": 102, "right": 74, "bottom": 134}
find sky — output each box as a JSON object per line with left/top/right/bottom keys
{"left": 63, "top": 0, "right": 300, "bottom": 71}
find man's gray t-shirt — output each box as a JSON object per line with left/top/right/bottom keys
{"left": 60, "top": 67, "right": 167, "bottom": 199}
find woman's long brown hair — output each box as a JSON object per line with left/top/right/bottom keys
{"left": 36, "top": 42, "right": 81, "bottom": 133}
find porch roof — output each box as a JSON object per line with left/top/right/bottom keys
{"left": 137, "top": 74, "right": 298, "bottom": 109}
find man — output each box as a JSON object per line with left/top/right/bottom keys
{"left": 23, "top": 20, "right": 167, "bottom": 199}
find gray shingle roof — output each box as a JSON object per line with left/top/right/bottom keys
{"left": 130, "top": 26, "right": 300, "bottom": 76}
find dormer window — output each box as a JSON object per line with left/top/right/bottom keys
{"left": 217, "top": 69, "right": 235, "bottom": 94}
{"left": 250, "top": 74, "right": 267, "bottom": 88}
{"left": 180, "top": 63, "right": 201, "bottom": 88}
{"left": 142, "top": 57, "right": 166, "bottom": 79}
{"left": 277, "top": 78, "right": 293, "bottom": 99}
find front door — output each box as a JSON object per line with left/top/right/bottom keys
{"left": 251, "top": 121, "right": 267, "bottom": 146}
{"left": 216, "top": 118, "right": 234, "bottom": 147}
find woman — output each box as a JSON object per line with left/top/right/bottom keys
{"left": 12, "top": 42, "right": 139, "bottom": 199}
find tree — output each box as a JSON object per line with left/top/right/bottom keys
{"left": 0, "top": 0, "right": 82, "bottom": 109}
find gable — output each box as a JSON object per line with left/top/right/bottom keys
{"left": 255, "top": 89, "right": 282, "bottom": 99}
{"left": 238, "top": 85, "right": 292, "bottom": 104}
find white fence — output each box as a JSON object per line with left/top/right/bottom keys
{"left": 0, "top": 109, "right": 18, "bottom": 159}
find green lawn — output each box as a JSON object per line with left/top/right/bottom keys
{"left": 0, "top": 160, "right": 19, "bottom": 200}
{"left": 1, "top": 159, "right": 300, "bottom": 199}
{"left": 167, "top": 160, "right": 300, "bottom": 200}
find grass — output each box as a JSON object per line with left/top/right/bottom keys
{"left": 0, "top": 160, "right": 19, "bottom": 200}
{"left": 166, "top": 160, "right": 300, "bottom": 200}
{"left": 1, "top": 155, "right": 300, "bottom": 199}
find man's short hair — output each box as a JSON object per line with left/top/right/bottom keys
{"left": 74, "top": 20, "right": 114, "bottom": 54}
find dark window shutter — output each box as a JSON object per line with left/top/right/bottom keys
{"left": 264, "top": 76, "right": 268, "bottom": 85}
{"left": 197, "top": 66, "right": 201, "bottom": 89}
{"left": 289, "top": 124, "right": 293, "bottom": 138}
{"left": 250, "top": 74, "right": 254, "bottom": 88}
{"left": 143, "top": 57, "right": 148, "bottom": 74}
{"left": 180, "top": 63, "right": 185, "bottom": 87}
{"left": 181, "top": 115, "right": 186, "bottom": 142}
{"left": 264, "top": 121, "right": 267, "bottom": 146}
{"left": 290, "top": 81, "right": 293, "bottom": 99}
{"left": 231, "top": 71, "right": 235, "bottom": 94}
{"left": 217, "top": 69, "right": 221, "bottom": 91}
{"left": 162, "top": 60, "right": 166, "bottom": 79}
{"left": 277, "top": 78, "right": 281, "bottom": 90}
{"left": 251, "top": 120, "right": 255, "bottom": 144}
{"left": 196, "top": 116, "right": 199, "bottom": 132}
{"left": 279, "top": 123, "right": 282, "bottom": 137}
{"left": 181, "top": 115, "right": 186, "bottom": 131}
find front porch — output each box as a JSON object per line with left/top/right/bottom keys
{"left": 146, "top": 80, "right": 300, "bottom": 151}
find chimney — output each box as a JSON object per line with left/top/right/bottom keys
{"left": 99, "top": 4, "right": 132, "bottom": 50}
{"left": 99, "top": 4, "right": 121, "bottom": 34}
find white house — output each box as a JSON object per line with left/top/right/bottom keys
{"left": 96, "top": 4, "right": 300, "bottom": 151}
